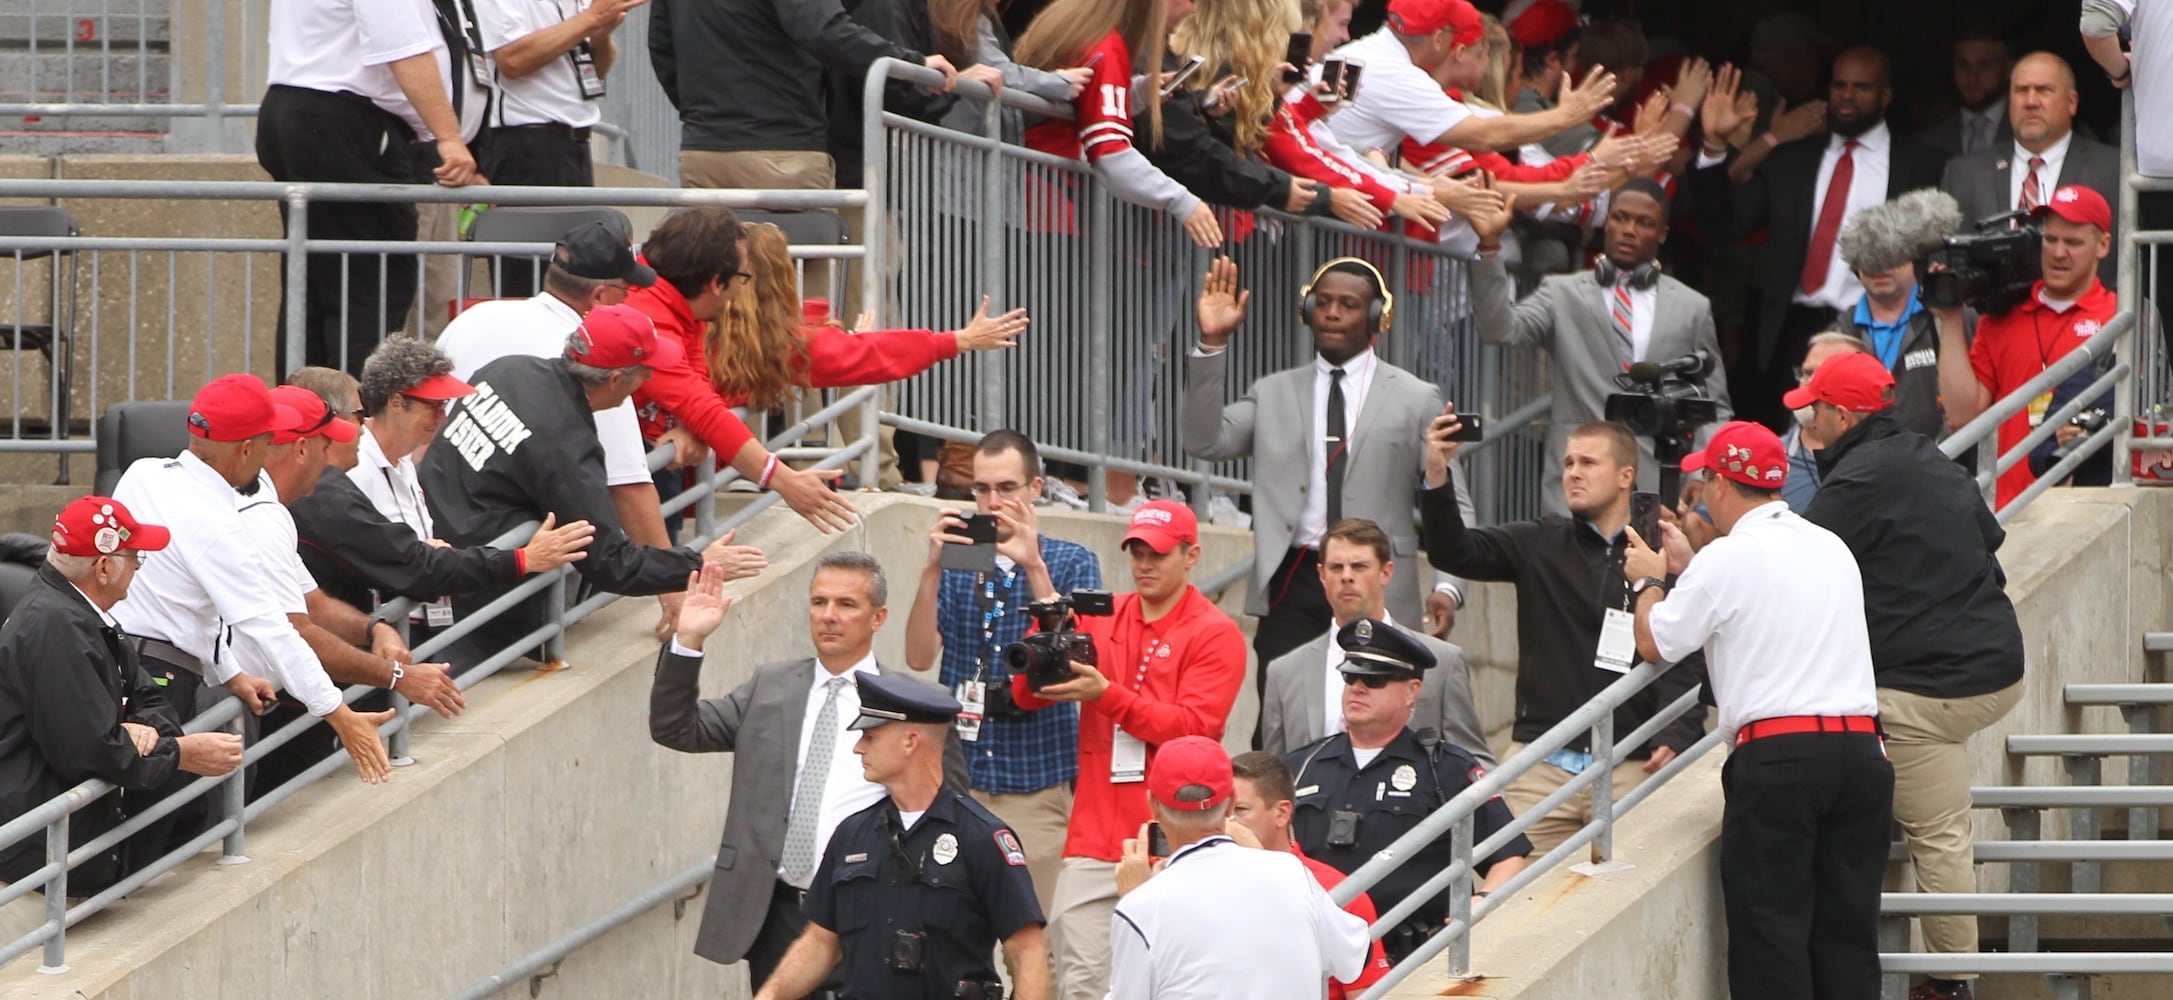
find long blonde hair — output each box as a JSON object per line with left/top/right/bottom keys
{"left": 706, "top": 223, "right": 811, "bottom": 411}
{"left": 1475, "top": 15, "right": 1512, "bottom": 112}
{"left": 1016, "top": 0, "right": 1170, "bottom": 148}
{"left": 930, "top": 0, "right": 994, "bottom": 68}
{"left": 1170, "top": 0, "right": 1298, "bottom": 155}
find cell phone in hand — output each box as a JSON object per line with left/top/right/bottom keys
{"left": 940, "top": 512, "right": 999, "bottom": 572}
{"left": 1320, "top": 58, "right": 1347, "bottom": 98}
{"left": 1629, "top": 491, "right": 1661, "bottom": 550}
{"left": 1163, "top": 54, "right": 1207, "bottom": 97}
{"left": 1283, "top": 33, "right": 1313, "bottom": 83}
{"left": 1340, "top": 62, "right": 1363, "bottom": 98}
{"left": 1445, "top": 412, "right": 1484, "bottom": 442}
{"left": 1147, "top": 821, "right": 1170, "bottom": 859}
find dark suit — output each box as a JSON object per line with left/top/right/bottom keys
{"left": 1690, "top": 125, "right": 1948, "bottom": 428}
{"left": 1916, "top": 109, "right": 2012, "bottom": 163}
{"left": 1939, "top": 134, "right": 2121, "bottom": 288}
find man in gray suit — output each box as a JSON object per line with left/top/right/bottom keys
{"left": 1939, "top": 52, "right": 2120, "bottom": 289}
{"left": 1468, "top": 179, "right": 1732, "bottom": 515}
{"left": 1180, "top": 255, "right": 1473, "bottom": 706}
{"left": 1257, "top": 518, "right": 1490, "bottom": 763}
{"left": 1916, "top": 30, "right": 2014, "bottom": 161}
{"left": 651, "top": 551, "right": 966, "bottom": 996}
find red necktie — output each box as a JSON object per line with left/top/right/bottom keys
{"left": 2020, "top": 156, "right": 2047, "bottom": 211}
{"left": 1800, "top": 140, "right": 1858, "bottom": 295}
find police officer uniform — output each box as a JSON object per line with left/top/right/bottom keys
{"left": 803, "top": 673, "right": 1044, "bottom": 1000}
{"left": 1285, "top": 619, "right": 1533, "bottom": 963}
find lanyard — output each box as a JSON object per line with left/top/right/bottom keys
{"left": 379, "top": 465, "right": 431, "bottom": 542}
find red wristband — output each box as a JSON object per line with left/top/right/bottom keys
{"left": 515, "top": 548, "right": 528, "bottom": 575}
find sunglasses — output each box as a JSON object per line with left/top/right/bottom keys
{"left": 1340, "top": 671, "right": 1398, "bottom": 689}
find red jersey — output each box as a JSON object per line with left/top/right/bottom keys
{"left": 1296, "top": 846, "right": 1393, "bottom": 997}
{"left": 623, "top": 275, "right": 757, "bottom": 462}
{"left": 715, "top": 326, "right": 959, "bottom": 406}
{"left": 1968, "top": 279, "right": 2117, "bottom": 506}
{"left": 1010, "top": 586, "right": 1246, "bottom": 861}
{"left": 1024, "top": 31, "right": 1135, "bottom": 162}
{"left": 1263, "top": 103, "right": 1401, "bottom": 212}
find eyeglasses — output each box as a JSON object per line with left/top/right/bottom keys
{"left": 968, "top": 481, "right": 1030, "bottom": 498}
{"left": 105, "top": 550, "right": 146, "bottom": 567}
{"left": 401, "top": 395, "right": 449, "bottom": 416}
{"left": 1340, "top": 671, "right": 1396, "bottom": 689}
{"left": 1792, "top": 366, "right": 1822, "bottom": 384}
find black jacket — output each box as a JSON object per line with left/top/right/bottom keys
{"left": 1144, "top": 54, "right": 1302, "bottom": 212}
{"left": 291, "top": 465, "right": 523, "bottom": 613}
{"left": 419, "top": 356, "right": 700, "bottom": 645}
{"left": 825, "top": 0, "right": 956, "bottom": 187}
{"left": 650, "top": 0, "right": 925, "bottom": 154}
{"left": 1804, "top": 409, "right": 2025, "bottom": 698}
{"left": 0, "top": 565, "right": 182, "bottom": 887}
{"left": 1844, "top": 305, "right": 1954, "bottom": 442}
{"left": 1419, "top": 480, "right": 1707, "bottom": 756}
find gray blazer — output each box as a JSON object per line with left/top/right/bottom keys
{"left": 1917, "top": 110, "right": 2013, "bottom": 163}
{"left": 1940, "top": 134, "right": 2121, "bottom": 288}
{"left": 1255, "top": 629, "right": 1492, "bottom": 765}
{"left": 1181, "top": 348, "right": 1473, "bottom": 622}
{"left": 1469, "top": 255, "right": 1733, "bottom": 515}
{"left": 649, "top": 647, "right": 968, "bottom": 965}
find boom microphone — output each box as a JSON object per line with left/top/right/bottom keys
{"left": 1838, "top": 188, "right": 1966, "bottom": 275}
{"left": 1626, "top": 349, "right": 1715, "bottom": 385}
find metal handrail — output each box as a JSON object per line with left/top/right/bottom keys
{"left": 0, "top": 178, "right": 866, "bottom": 209}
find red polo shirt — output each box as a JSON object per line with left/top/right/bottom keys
{"left": 1011, "top": 586, "right": 1246, "bottom": 861}
{"left": 1968, "top": 279, "right": 2116, "bottom": 506}
{"left": 1295, "top": 846, "right": 1394, "bottom": 998}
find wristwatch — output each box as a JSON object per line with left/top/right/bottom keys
{"left": 1631, "top": 576, "right": 1669, "bottom": 597}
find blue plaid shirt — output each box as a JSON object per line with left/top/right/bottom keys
{"left": 935, "top": 536, "right": 1102, "bottom": 794}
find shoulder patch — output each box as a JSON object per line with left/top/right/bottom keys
{"left": 995, "top": 829, "right": 1027, "bottom": 867}
{"left": 1468, "top": 764, "right": 1487, "bottom": 784}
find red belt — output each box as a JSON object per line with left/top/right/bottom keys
{"left": 1736, "top": 715, "right": 1879, "bottom": 746}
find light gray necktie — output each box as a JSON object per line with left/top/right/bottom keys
{"left": 782, "top": 675, "right": 849, "bottom": 882}
{"left": 1969, "top": 115, "right": 1993, "bottom": 154}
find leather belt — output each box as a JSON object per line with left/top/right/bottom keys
{"left": 132, "top": 636, "right": 207, "bottom": 680}
{"left": 502, "top": 122, "right": 592, "bottom": 142}
{"left": 1735, "top": 714, "right": 1878, "bottom": 746}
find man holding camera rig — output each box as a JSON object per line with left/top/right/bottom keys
{"left": 1934, "top": 183, "right": 2118, "bottom": 506}
{"left": 905, "top": 429, "right": 1104, "bottom": 913}
{"left": 1005, "top": 500, "right": 1245, "bottom": 1000}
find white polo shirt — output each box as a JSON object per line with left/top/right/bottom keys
{"left": 781, "top": 655, "right": 887, "bottom": 889}
{"left": 110, "top": 452, "right": 345, "bottom": 717}
{"left": 473, "top": 0, "right": 603, "bottom": 129}
{"left": 437, "top": 293, "right": 651, "bottom": 486}
{"left": 1326, "top": 29, "right": 1473, "bottom": 157}
{"left": 237, "top": 473, "right": 318, "bottom": 613}
{"left": 1109, "top": 836, "right": 1370, "bottom": 999}
{"left": 1646, "top": 501, "right": 1879, "bottom": 738}
{"left": 351, "top": 426, "right": 436, "bottom": 542}
{"left": 266, "top": 0, "right": 450, "bottom": 140}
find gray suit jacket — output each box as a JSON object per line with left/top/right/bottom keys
{"left": 1940, "top": 135, "right": 2121, "bottom": 288}
{"left": 649, "top": 647, "right": 968, "bottom": 965}
{"left": 1469, "top": 255, "right": 1733, "bottom": 515}
{"left": 1256, "top": 629, "right": 1492, "bottom": 765}
{"left": 1181, "top": 348, "right": 1473, "bottom": 621}
{"left": 1917, "top": 110, "right": 2013, "bottom": 163}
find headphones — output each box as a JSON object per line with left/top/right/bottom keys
{"left": 1298, "top": 257, "right": 1394, "bottom": 336}
{"left": 1593, "top": 257, "right": 1661, "bottom": 290}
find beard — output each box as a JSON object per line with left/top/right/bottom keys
{"left": 1827, "top": 105, "right": 1884, "bottom": 138}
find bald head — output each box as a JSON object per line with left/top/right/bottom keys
{"left": 2011, "top": 52, "right": 2079, "bottom": 152}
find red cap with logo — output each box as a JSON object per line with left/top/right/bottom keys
{"left": 402, "top": 371, "right": 476, "bottom": 401}
{"left": 268, "top": 385, "right": 360, "bottom": 444}
{"left": 188, "top": 373, "right": 302, "bottom": 442}
{"left": 1679, "top": 420, "right": 1789, "bottom": 489}
{"left": 1149, "top": 735, "right": 1234, "bottom": 811}
{"left": 1122, "top": 499, "right": 1199, "bottom": 554}
{"left": 568, "top": 303, "right": 685, "bottom": 371}
{"left": 2033, "top": 185, "right": 2113, "bottom": 233}
{"left": 1781, "top": 351, "right": 1895, "bottom": 413}
{"left": 51, "top": 495, "right": 169, "bottom": 557}
{"left": 1508, "top": 0, "right": 1580, "bottom": 48}
{"left": 1387, "top": 0, "right": 1483, "bottom": 46}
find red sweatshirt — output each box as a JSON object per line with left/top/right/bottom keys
{"left": 624, "top": 278, "right": 757, "bottom": 459}
{"left": 778, "top": 326, "right": 958, "bottom": 398}
{"left": 1262, "top": 104, "right": 1402, "bottom": 212}
{"left": 1010, "top": 586, "right": 1246, "bottom": 861}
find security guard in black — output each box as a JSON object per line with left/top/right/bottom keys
{"left": 1286, "top": 618, "right": 1532, "bottom": 962}
{"left": 790, "top": 672, "right": 1046, "bottom": 1000}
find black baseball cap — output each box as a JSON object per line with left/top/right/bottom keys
{"left": 554, "top": 222, "right": 657, "bottom": 287}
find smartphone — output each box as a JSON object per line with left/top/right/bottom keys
{"left": 939, "top": 512, "right": 999, "bottom": 571}
{"left": 1147, "top": 821, "right": 1170, "bottom": 859}
{"left": 1163, "top": 54, "right": 1207, "bottom": 96}
{"left": 1629, "top": 491, "right": 1661, "bottom": 549}
{"left": 1341, "top": 62, "right": 1364, "bottom": 98}
{"left": 1319, "top": 58, "right": 1347, "bottom": 98}
{"left": 1445, "top": 412, "right": 1484, "bottom": 442}
{"left": 1283, "top": 33, "right": 1313, "bottom": 83}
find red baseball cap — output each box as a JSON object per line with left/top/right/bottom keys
{"left": 568, "top": 304, "right": 685, "bottom": 371}
{"left": 1782, "top": 351, "right": 1895, "bottom": 413}
{"left": 1508, "top": 0, "right": 1579, "bottom": 48}
{"left": 401, "top": 371, "right": 476, "bottom": 401}
{"left": 2034, "top": 185, "right": 2113, "bottom": 233}
{"left": 51, "top": 495, "right": 169, "bottom": 557}
{"left": 268, "top": 385, "right": 360, "bottom": 444}
{"left": 1123, "top": 499, "right": 1199, "bottom": 554}
{"left": 188, "top": 374, "right": 302, "bottom": 442}
{"left": 1149, "top": 736, "right": 1234, "bottom": 811}
{"left": 1681, "top": 421, "right": 1789, "bottom": 489}
{"left": 1387, "top": 0, "right": 1483, "bottom": 45}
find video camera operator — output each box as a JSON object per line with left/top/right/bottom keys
{"left": 1932, "top": 184, "right": 2117, "bottom": 506}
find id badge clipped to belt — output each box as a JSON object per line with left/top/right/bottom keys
{"left": 571, "top": 42, "right": 606, "bottom": 99}
{"left": 425, "top": 597, "right": 455, "bottom": 628}
{"left": 1111, "top": 726, "right": 1147, "bottom": 783}
{"left": 955, "top": 679, "right": 986, "bottom": 743}
{"left": 1593, "top": 607, "right": 1637, "bottom": 674}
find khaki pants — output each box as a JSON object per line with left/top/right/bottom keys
{"left": 1046, "top": 856, "right": 1118, "bottom": 1000}
{"left": 972, "top": 783, "right": 1073, "bottom": 916}
{"left": 1500, "top": 740, "right": 1648, "bottom": 856}
{"left": 1880, "top": 681, "right": 2024, "bottom": 975}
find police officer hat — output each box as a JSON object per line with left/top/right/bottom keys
{"left": 848, "top": 673, "right": 963, "bottom": 730}
{"left": 1336, "top": 617, "right": 1436, "bottom": 679}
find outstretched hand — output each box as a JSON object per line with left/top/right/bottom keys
{"left": 1195, "top": 256, "right": 1250, "bottom": 348}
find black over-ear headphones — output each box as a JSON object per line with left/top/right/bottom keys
{"left": 1593, "top": 257, "right": 1662, "bottom": 290}
{"left": 1298, "top": 256, "right": 1394, "bottom": 336}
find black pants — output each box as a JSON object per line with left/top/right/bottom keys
{"left": 1720, "top": 731, "right": 1894, "bottom": 1000}
{"left": 1251, "top": 547, "right": 1333, "bottom": 749}
{"left": 478, "top": 124, "right": 596, "bottom": 298}
{"left": 127, "top": 651, "right": 261, "bottom": 870}
{"left": 746, "top": 880, "right": 842, "bottom": 999}
{"left": 1731, "top": 305, "right": 1840, "bottom": 432}
{"left": 257, "top": 84, "right": 421, "bottom": 374}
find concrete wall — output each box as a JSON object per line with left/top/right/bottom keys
{"left": 0, "top": 493, "right": 1251, "bottom": 999}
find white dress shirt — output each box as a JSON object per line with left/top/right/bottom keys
{"left": 2007, "top": 131, "right": 2073, "bottom": 211}
{"left": 781, "top": 653, "right": 887, "bottom": 889}
{"left": 1795, "top": 122, "right": 1892, "bottom": 311}
{"left": 437, "top": 293, "right": 651, "bottom": 487}
{"left": 1960, "top": 98, "right": 2007, "bottom": 155}
{"left": 266, "top": 0, "right": 450, "bottom": 139}
{"left": 472, "top": 0, "right": 603, "bottom": 128}
{"left": 109, "top": 452, "right": 345, "bottom": 717}
{"left": 1109, "top": 836, "right": 1369, "bottom": 1000}
{"left": 1646, "top": 502, "right": 1880, "bottom": 738}
{"left": 1297, "top": 349, "right": 1379, "bottom": 550}
{"left": 1321, "top": 610, "right": 1398, "bottom": 736}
